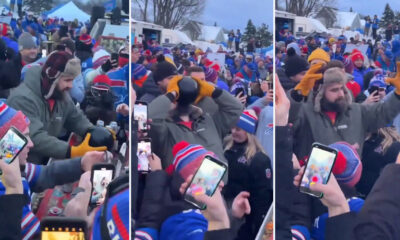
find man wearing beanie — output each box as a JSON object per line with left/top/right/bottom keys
{"left": 288, "top": 65, "right": 400, "bottom": 162}
{"left": 7, "top": 51, "right": 107, "bottom": 164}
{"left": 280, "top": 47, "right": 309, "bottom": 90}
{"left": 0, "top": 102, "right": 106, "bottom": 240}
{"left": 18, "top": 32, "right": 38, "bottom": 65}
{"left": 148, "top": 75, "right": 242, "bottom": 168}
{"left": 139, "top": 58, "right": 179, "bottom": 103}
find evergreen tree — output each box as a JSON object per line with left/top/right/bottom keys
{"left": 380, "top": 3, "right": 395, "bottom": 28}
{"left": 395, "top": 11, "right": 400, "bottom": 26}
{"left": 350, "top": 7, "right": 353, "bottom": 12}
{"left": 242, "top": 19, "right": 257, "bottom": 43}
{"left": 214, "top": 22, "right": 217, "bottom": 27}
{"left": 24, "top": 0, "right": 53, "bottom": 14}
{"left": 256, "top": 23, "right": 272, "bottom": 47}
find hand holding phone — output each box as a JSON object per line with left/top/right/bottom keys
{"left": 184, "top": 156, "right": 227, "bottom": 209}
{"left": 0, "top": 127, "right": 28, "bottom": 166}
{"left": 299, "top": 143, "right": 337, "bottom": 198}
{"left": 90, "top": 163, "right": 115, "bottom": 206}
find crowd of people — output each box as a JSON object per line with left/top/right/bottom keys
{"left": 132, "top": 31, "right": 273, "bottom": 239}
{"left": 0, "top": 4, "right": 129, "bottom": 240}
{"left": 275, "top": 18, "right": 400, "bottom": 240}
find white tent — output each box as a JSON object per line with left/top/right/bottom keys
{"left": 47, "top": 1, "right": 90, "bottom": 22}
{"left": 161, "top": 29, "right": 193, "bottom": 44}
{"left": 198, "top": 25, "right": 225, "bottom": 43}
{"left": 334, "top": 11, "right": 362, "bottom": 30}
{"left": 295, "top": 16, "right": 328, "bottom": 33}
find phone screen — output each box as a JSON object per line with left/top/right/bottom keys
{"left": 41, "top": 227, "right": 85, "bottom": 240}
{"left": 300, "top": 146, "right": 337, "bottom": 197}
{"left": 134, "top": 103, "right": 147, "bottom": 131}
{"left": 90, "top": 168, "right": 113, "bottom": 206}
{"left": 184, "top": 156, "right": 227, "bottom": 209}
{"left": 137, "top": 140, "right": 151, "bottom": 172}
{"left": 0, "top": 128, "right": 27, "bottom": 164}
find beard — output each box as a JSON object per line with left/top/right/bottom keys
{"left": 321, "top": 97, "right": 348, "bottom": 113}
{"left": 52, "top": 87, "right": 67, "bottom": 100}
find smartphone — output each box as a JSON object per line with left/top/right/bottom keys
{"left": 111, "top": 52, "right": 119, "bottom": 62}
{"left": 41, "top": 217, "right": 86, "bottom": 240}
{"left": 137, "top": 138, "right": 151, "bottom": 172}
{"left": 89, "top": 163, "right": 115, "bottom": 206}
{"left": 184, "top": 155, "right": 227, "bottom": 209}
{"left": 235, "top": 87, "right": 245, "bottom": 96}
{"left": 134, "top": 101, "right": 148, "bottom": 131}
{"left": 0, "top": 127, "right": 28, "bottom": 165}
{"left": 368, "top": 86, "right": 379, "bottom": 95}
{"left": 299, "top": 143, "right": 338, "bottom": 198}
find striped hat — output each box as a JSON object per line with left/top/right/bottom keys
{"left": 0, "top": 102, "right": 30, "bottom": 139}
{"left": 237, "top": 110, "right": 258, "bottom": 134}
{"left": 92, "top": 74, "right": 112, "bottom": 90}
{"left": 330, "top": 142, "right": 362, "bottom": 187}
{"left": 166, "top": 141, "right": 217, "bottom": 180}
{"left": 79, "top": 33, "right": 92, "bottom": 45}
{"left": 203, "top": 66, "right": 218, "bottom": 83}
{"left": 93, "top": 49, "right": 111, "bottom": 69}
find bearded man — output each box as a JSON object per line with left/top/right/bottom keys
{"left": 287, "top": 63, "right": 400, "bottom": 160}
{"left": 7, "top": 51, "right": 106, "bottom": 164}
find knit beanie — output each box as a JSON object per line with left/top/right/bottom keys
{"left": 76, "top": 33, "right": 93, "bottom": 52}
{"left": 92, "top": 74, "right": 112, "bottom": 90}
{"left": 343, "top": 57, "right": 354, "bottom": 74}
{"left": 133, "top": 64, "right": 149, "bottom": 87}
{"left": 41, "top": 51, "right": 81, "bottom": 99}
{"left": 92, "top": 49, "right": 111, "bottom": 69}
{"left": 18, "top": 32, "right": 37, "bottom": 51}
{"left": 284, "top": 47, "right": 309, "bottom": 77}
{"left": 0, "top": 102, "right": 30, "bottom": 139}
{"left": 166, "top": 141, "right": 218, "bottom": 180}
{"left": 307, "top": 48, "right": 330, "bottom": 63}
{"left": 368, "top": 69, "right": 386, "bottom": 89}
{"left": 314, "top": 67, "right": 352, "bottom": 112}
{"left": 330, "top": 142, "right": 362, "bottom": 187}
{"left": 79, "top": 33, "right": 92, "bottom": 45}
{"left": 351, "top": 49, "right": 364, "bottom": 63}
{"left": 237, "top": 110, "right": 258, "bottom": 134}
{"left": 153, "top": 61, "right": 178, "bottom": 83}
{"left": 203, "top": 67, "right": 218, "bottom": 83}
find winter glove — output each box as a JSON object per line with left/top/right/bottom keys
{"left": 166, "top": 75, "right": 183, "bottom": 100}
{"left": 386, "top": 62, "right": 400, "bottom": 95}
{"left": 192, "top": 77, "right": 215, "bottom": 104}
{"left": 101, "top": 59, "right": 114, "bottom": 73}
{"left": 70, "top": 133, "right": 107, "bottom": 158}
{"left": 294, "top": 62, "right": 324, "bottom": 96}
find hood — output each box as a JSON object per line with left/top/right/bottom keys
{"left": 23, "top": 65, "right": 44, "bottom": 98}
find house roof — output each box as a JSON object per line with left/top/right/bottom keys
{"left": 199, "top": 25, "right": 223, "bottom": 41}
{"left": 335, "top": 11, "right": 359, "bottom": 28}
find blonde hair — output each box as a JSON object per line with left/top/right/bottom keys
{"left": 224, "top": 132, "right": 266, "bottom": 163}
{"left": 378, "top": 127, "right": 400, "bottom": 154}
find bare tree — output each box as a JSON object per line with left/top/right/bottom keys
{"left": 133, "top": 0, "right": 150, "bottom": 21}
{"left": 152, "top": 0, "right": 205, "bottom": 29}
{"left": 278, "top": 0, "right": 336, "bottom": 17}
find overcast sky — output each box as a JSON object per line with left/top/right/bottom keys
{"left": 200, "top": 0, "right": 273, "bottom": 32}
{"left": 335, "top": 0, "right": 400, "bottom": 17}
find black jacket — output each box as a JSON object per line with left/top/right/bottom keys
{"left": 0, "top": 194, "right": 28, "bottom": 240}
{"left": 357, "top": 134, "right": 400, "bottom": 196}
{"left": 326, "top": 164, "right": 400, "bottom": 240}
{"left": 275, "top": 126, "right": 296, "bottom": 240}
{"left": 223, "top": 143, "right": 273, "bottom": 240}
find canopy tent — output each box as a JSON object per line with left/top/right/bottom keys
{"left": 44, "top": 1, "right": 90, "bottom": 22}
